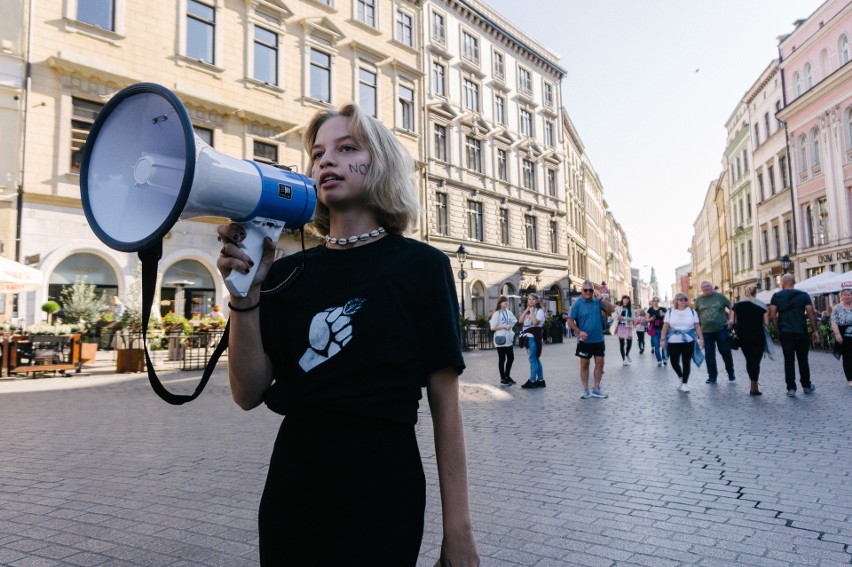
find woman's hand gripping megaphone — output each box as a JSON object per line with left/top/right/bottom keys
{"left": 217, "top": 221, "right": 277, "bottom": 302}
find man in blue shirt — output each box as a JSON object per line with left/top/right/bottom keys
{"left": 567, "top": 281, "right": 616, "bottom": 399}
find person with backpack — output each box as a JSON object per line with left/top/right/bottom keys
{"left": 490, "top": 295, "right": 517, "bottom": 385}
{"left": 660, "top": 293, "right": 705, "bottom": 392}
{"left": 769, "top": 273, "right": 819, "bottom": 397}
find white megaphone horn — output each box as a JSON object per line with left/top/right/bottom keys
{"left": 79, "top": 83, "right": 317, "bottom": 297}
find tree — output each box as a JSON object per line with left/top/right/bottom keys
{"left": 119, "top": 263, "right": 145, "bottom": 329}
{"left": 59, "top": 277, "right": 108, "bottom": 329}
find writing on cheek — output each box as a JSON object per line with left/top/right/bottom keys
{"left": 349, "top": 163, "right": 370, "bottom": 176}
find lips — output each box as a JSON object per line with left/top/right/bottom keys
{"left": 319, "top": 172, "right": 343, "bottom": 188}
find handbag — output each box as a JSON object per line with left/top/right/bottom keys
{"left": 729, "top": 327, "right": 741, "bottom": 350}
{"left": 495, "top": 334, "right": 507, "bottom": 346}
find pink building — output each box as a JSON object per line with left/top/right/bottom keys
{"left": 777, "top": 0, "right": 852, "bottom": 278}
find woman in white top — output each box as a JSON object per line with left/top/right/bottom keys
{"left": 615, "top": 295, "right": 634, "bottom": 365}
{"left": 519, "top": 293, "right": 546, "bottom": 389}
{"left": 661, "top": 293, "right": 705, "bottom": 392}
{"left": 490, "top": 295, "right": 518, "bottom": 385}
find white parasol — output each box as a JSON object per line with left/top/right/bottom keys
{"left": 0, "top": 256, "right": 44, "bottom": 293}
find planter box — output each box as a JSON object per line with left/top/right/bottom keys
{"left": 116, "top": 348, "right": 145, "bottom": 373}
{"left": 80, "top": 343, "right": 98, "bottom": 365}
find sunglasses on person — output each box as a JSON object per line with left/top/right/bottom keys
{"left": 582, "top": 288, "right": 593, "bottom": 293}
{"left": 677, "top": 297, "right": 689, "bottom": 301}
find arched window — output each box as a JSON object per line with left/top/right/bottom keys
{"left": 819, "top": 49, "right": 829, "bottom": 79}
{"left": 471, "top": 281, "right": 486, "bottom": 318}
{"left": 499, "top": 282, "right": 518, "bottom": 312}
{"left": 810, "top": 127, "right": 821, "bottom": 167}
{"left": 793, "top": 72, "right": 802, "bottom": 97}
{"left": 804, "top": 63, "right": 813, "bottom": 89}
{"left": 840, "top": 34, "right": 850, "bottom": 65}
{"left": 798, "top": 135, "right": 808, "bottom": 172}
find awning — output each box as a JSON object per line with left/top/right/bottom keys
{"left": 0, "top": 256, "right": 44, "bottom": 293}
{"left": 794, "top": 271, "right": 841, "bottom": 295}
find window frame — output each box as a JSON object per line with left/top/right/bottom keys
{"left": 355, "top": 0, "right": 377, "bottom": 28}
{"left": 435, "top": 191, "right": 448, "bottom": 235}
{"left": 309, "top": 47, "right": 332, "bottom": 103}
{"left": 465, "top": 135, "right": 483, "bottom": 173}
{"left": 467, "top": 200, "right": 484, "bottom": 242}
{"left": 398, "top": 83, "right": 415, "bottom": 132}
{"left": 433, "top": 123, "right": 447, "bottom": 161}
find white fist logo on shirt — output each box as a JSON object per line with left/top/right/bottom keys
{"left": 299, "top": 298, "right": 366, "bottom": 372}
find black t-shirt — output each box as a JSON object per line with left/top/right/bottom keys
{"left": 733, "top": 300, "right": 767, "bottom": 342}
{"left": 259, "top": 234, "right": 464, "bottom": 424}
{"left": 770, "top": 289, "right": 812, "bottom": 335}
{"left": 647, "top": 306, "right": 666, "bottom": 329}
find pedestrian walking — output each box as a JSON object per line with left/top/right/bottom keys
{"left": 647, "top": 297, "right": 669, "bottom": 367}
{"left": 567, "top": 280, "right": 617, "bottom": 399}
{"left": 731, "top": 285, "right": 769, "bottom": 396}
{"left": 490, "top": 295, "right": 517, "bottom": 386}
{"left": 216, "top": 103, "right": 478, "bottom": 566}
{"left": 615, "top": 295, "right": 634, "bottom": 365}
{"left": 519, "top": 293, "right": 546, "bottom": 389}
{"left": 694, "top": 281, "right": 737, "bottom": 383}
{"left": 660, "top": 293, "right": 704, "bottom": 392}
{"left": 769, "top": 273, "right": 819, "bottom": 397}
{"left": 830, "top": 288, "right": 852, "bottom": 387}
{"left": 634, "top": 308, "right": 647, "bottom": 354}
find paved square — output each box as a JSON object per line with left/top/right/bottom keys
{"left": 1, "top": 336, "right": 850, "bottom": 566}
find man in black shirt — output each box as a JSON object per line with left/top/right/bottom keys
{"left": 769, "top": 274, "right": 819, "bottom": 396}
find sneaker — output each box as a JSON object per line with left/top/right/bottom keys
{"left": 657, "top": 362, "right": 662, "bottom": 367}
{"left": 500, "top": 377, "right": 515, "bottom": 385}
{"left": 536, "top": 380, "right": 547, "bottom": 388}
{"left": 728, "top": 374, "right": 736, "bottom": 382}
{"left": 786, "top": 389, "right": 796, "bottom": 397}
{"left": 679, "top": 383, "right": 691, "bottom": 392}
{"left": 623, "top": 360, "right": 628, "bottom": 366}
{"left": 580, "top": 389, "right": 591, "bottom": 399}
{"left": 591, "top": 388, "right": 608, "bottom": 399}
{"left": 506, "top": 376, "right": 516, "bottom": 385}
{"left": 706, "top": 378, "right": 717, "bottom": 384}
{"left": 804, "top": 384, "right": 815, "bottom": 394}
{"left": 521, "top": 380, "right": 537, "bottom": 389}
{"left": 663, "top": 360, "right": 668, "bottom": 366}
{"left": 627, "top": 355, "right": 632, "bottom": 363}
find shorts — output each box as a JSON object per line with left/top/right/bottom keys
{"left": 576, "top": 340, "right": 605, "bottom": 359}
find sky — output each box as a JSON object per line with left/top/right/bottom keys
{"left": 483, "top": 0, "right": 825, "bottom": 297}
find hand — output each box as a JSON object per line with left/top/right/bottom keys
{"left": 216, "top": 223, "right": 275, "bottom": 297}
{"left": 699, "top": 339, "right": 704, "bottom": 348}
{"left": 812, "top": 330, "right": 820, "bottom": 341}
{"left": 836, "top": 335, "right": 844, "bottom": 344}
{"left": 435, "top": 531, "right": 480, "bottom": 567}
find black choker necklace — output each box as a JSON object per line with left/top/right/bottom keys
{"left": 325, "top": 227, "right": 386, "bottom": 246}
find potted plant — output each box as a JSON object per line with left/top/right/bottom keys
{"left": 42, "top": 301, "right": 61, "bottom": 324}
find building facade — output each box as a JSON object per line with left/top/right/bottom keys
{"left": 724, "top": 101, "right": 756, "bottom": 300}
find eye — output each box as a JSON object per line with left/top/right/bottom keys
{"left": 341, "top": 144, "right": 357, "bottom": 152}
{"left": 311, "top": 150, "right": 324, "bottom": 160}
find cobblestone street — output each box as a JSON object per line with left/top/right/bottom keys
{"left": 1, "top": 336, "right": 850, "bottom": 566}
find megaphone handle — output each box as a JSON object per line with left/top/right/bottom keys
{"left": 225, "top": 219, "right": 284, "bottom": 297}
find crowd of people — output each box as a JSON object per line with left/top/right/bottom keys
{"left": 489, "top": 277, "right": 851, "bottom": 399}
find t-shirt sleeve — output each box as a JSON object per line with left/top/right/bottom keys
{"left": 663, "top": 311, "right": 671, "bottom": 323}
{"left": 418, "top": 254, "right": 465, "bottom": 376}
{"left": 692, "top": 310, "right": 700, "bottom": 324}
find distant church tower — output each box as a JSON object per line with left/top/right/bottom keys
{"left": 649, "top": 267, "right": 660, "bottom": 299}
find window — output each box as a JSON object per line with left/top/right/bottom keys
{"left": 494, "top": 95, "right": 505, "bottom": 125}
{"left": 465, "top": 136, "right": 482, "bottom": 173}
{"left": 518, "top": 67, "right": 532, "bottom": 93}
{"left": 746, "top": 193, "right": 752, "bottom": 221}
{"left": 804, "top": 63, "right": 813, "bottom": 89}
{"left": 742, "top": 149, "right": 748, "bottom": 172}
{"left": 798, "top": 135, "right": 808, "bottom": 173}
{"left": 493, "top": 51, "right": 505, "bottom": 79}
{"left": 497, "top": 148, "right": 507, "bottom": 181}
{"left": 359, "top": 68, "right": 377, "bottom": 117}
{"left": 550, "top": 221, "right": 558, "bottom": 254}
{"left": 499, "top": 209, "right": 509, "bottom": 245}
{"left": 840, "top": 34, "right": 850, "bottom": 65}
{"left": 435, "top": 192, "right": 448, "bottom": 235}
{"left": 785, "top": 220, "right": 793, "bottom": 255}
{"left": 779, "top": 155, "right": 788, "bottom": 188}
{"left": 805, "top": 204, "right": 815, "bottom": 247}
{"left": 544, "top": 121, "right": 554, "bottom": 147}
{"left": 432, "top": 61, "right": 446, "bottom": 96}
{"left": 757, "top": 172, "right": 765, "bottom": 201}
{"left": 811, "top": 127, "right": 821, "bottom": 167}
{"left": 253, "top": 26, "right": 278, "bottom": 85}
{"left": 70, "top": 98, "right": 103, "bottom": 172}
{"left": 310, "top": 48, "right": 331, "bottom": 102}
{"left": 396, "top": 10, "right": 413, "bottom": 47}
{"left": 462, "top": 31, "right": 479, "bottom": 64}
{"left": 547, "top": 169, "right": 557, "bottom": 197}
{"left": 748, "top": 241, "right": 753, "bottom": 269}
{"left": 195, "top": 126, "right": 213, "bottom": 146}
{"left": 520, "top": 108, "right": 533, "bottom": 137}
{"left": 187, "top": 0, "right": 215, "bottom": 64}
{"left": 764, "top": 112, "right": 771, "bottom": 139}
{"left": 768, "top": 165, "right": 776, "bottom": 195}
{"left": 817, "top": 198, "right": 829, "bottom": 245}
{"left": 77, "top": 0, "right": 114, "bottom": 30}
{"left": 846, "top": 107, "right": 852, "bottom": 156}
{"left": 524, "top": 214, "right": 537, "bottom": 250}
{"left": 793, "top": 72, "right": 802, "bottom": 97}
{"left": 463, "top": 79, "right": 479, "bottom": 112}
{"left": 356, "top": 0, "right": 376, "bottom": 27}
{"left": 543, "top": 82, "right": 554, "bottom": 107}
{"left": 754, "top": 124, "right": 760, "bottom": 147}
{"left": 433, "top": 124, "right": 447, "bottom": 161}
{"left": 398, "top": 85, "right": 414, "bottom": 131}
{"left": 431, "top": 11, "right": 445, "bottom": 43}
{"left": 772, "top": 226, "right": 781, "bottom": 259}
{"left": 762, "top": 229, "right": 769, "bottom": 261}
{"left": 775, "top": 100, "right": 783, "bottom": 127}
{"left": 467, "top": 200, "right": 483, "bottom": 241}
{"left": 253, "top": 140, "right": 277, "bottom": 164}
{"left": 522, "top": 159, "right": 535, "bottom": 190}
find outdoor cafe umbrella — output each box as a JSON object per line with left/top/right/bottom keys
{"left": 0, "top": 256, "right": 44, "bottom": 293}
{"left": 822, "top": 270, "right": 852, "bottom": 293}
{"left": 794, "top": 270, "right": 840, "bottom": 295}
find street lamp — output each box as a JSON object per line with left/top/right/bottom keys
{"left": 780, "top": 255, "right": 792, "bottom": 274}
{"left": 456, "top": 245, "right": 468, "bottom": 320}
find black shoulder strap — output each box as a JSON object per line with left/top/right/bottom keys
{"left": 139, "top": 243, "right": 228, "bottom": 405}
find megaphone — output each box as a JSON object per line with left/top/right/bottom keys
{"left": 80, "top": 83, "right": 317, "bottom": 297}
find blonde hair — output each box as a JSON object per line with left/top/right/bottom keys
{"left": 303, "top": 104, "right": 420, "bottom": 236}
{"left": 744, "top": 285, "right": 758, "bottom": 298}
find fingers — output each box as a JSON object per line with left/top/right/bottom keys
{"left": 216, "top": 223, "right": 253, "bottom": 277}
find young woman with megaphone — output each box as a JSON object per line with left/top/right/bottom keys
{"left": 217, "top": 105, "right": 479, "bottom": 567}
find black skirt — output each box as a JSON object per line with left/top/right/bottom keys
{"left": 258, "top": 411, "right": 425, "bottom": 566}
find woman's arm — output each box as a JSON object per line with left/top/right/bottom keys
{"left": 693, "top": 322, "right": 705, "bottom": 348}
{"left": 427, "top": 368, "right": 479, "bottom": 567}
{"left": 660, "top": 322, "right": 670, "bottom": 345}
{"left": 832, "top": 320, "right": 843, "bottom": 343}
